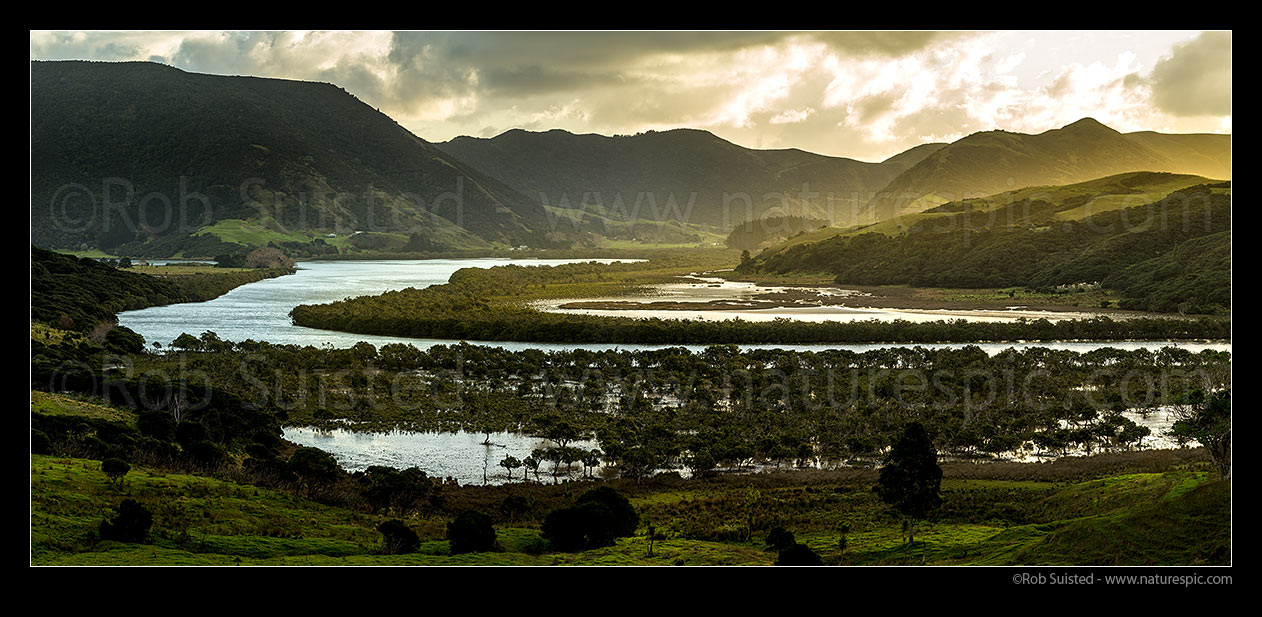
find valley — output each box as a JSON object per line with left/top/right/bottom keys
{"left": 29, "top": 47, "right": 1232, "bottom": 571}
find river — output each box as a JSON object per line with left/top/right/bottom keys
{"left": 118, "top": 258, "right": 1230, "bottom": 354}
{"left": 116, "top": 258, "right": 1229, "bottom": 485}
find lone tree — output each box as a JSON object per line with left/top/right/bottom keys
{"left": 1170, "top": 388, "right": 1231, "bottom": 479}
{"left": 100, "top": 458, "right": 131, "bottom": 488}
{"left": 877, "top": 422, "right": 942, "bottom": 553}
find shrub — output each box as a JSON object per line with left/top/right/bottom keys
{"left": 765, "top": 526, "right": 796, "bottom": 552}
{"left": 542, "top": 501, "right": 613, "bottom": 552}
{"left": 31, "top": 430, "right": 51, "bottom": 455}
{"left": 541, "top": 487, "right": 640, "bottom": 552}
{"left": 776, "top": 542, "right": 822, "bottom": 566}
{"left": 99, "top": 499, "right": 153, "bottom": 543}
{"left": 377, "top": 520, "right": 420, "bottom": 555}
{"left": 185, "top": 440, "right": 226, "bottom": 467}
{"left": 575, "top": 486, "right": 638, "bottom": 537}
{"left": 287, "top": 447, "right": 341, "bottom": 481}
{"left": 447, "top": 509, "right": 497, "bottom": 555}
{"left": 137, "top": 411, "right": 176, "bottom": 441}
{"left": 174, "top": 422, "right": 208, "bottom": 446}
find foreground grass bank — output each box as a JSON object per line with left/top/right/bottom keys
{"left": 31, "top": 449, "right": 1229, "bottom": 566}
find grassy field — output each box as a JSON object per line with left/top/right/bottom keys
{"left": 54, "top": 249, "right": 118, "bottom": 259}
{"left": 129, "top": 264, "right": 253, "bottom": 276}
{"left": 31, "top": 391, "right": 138, "bottom": 424}
{"left": 30, "top": 449, "right": 1230, "bottom": 566}
{"left": 194, "top": 218, "right": 326, "bottom": 248}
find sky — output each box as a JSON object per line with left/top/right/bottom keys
{"left": 29, "top": 30, "right": 1232, "bottom": 161}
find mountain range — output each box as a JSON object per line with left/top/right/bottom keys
{"left": 30, "top": 61, "right": 1232, "bottom": 257}
{"left": 437, "top": 129, "right": 945, "bottom": 232}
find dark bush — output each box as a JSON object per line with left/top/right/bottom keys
{"left": 99, "top": 499, "right": 153, "bottom": 543}
{"left": 31, "top": 430, "right": 51, "bottom": 455}
{"left": 245, "top": 443, "right": 275, "bottom": 459}
{"left": 765, "top": 526, "right": 796, "bottom": 552}
{"left": 174, "top": 421, "right": 208, "bottom": 446}
{"left": 137, "top": 411, "right": 176, "bottom": 441}
{"left": 377, "top": 519, "right": 420, "bottom": 555}
{"left": 251, "top": 430, "right": 281, "bottom": 449}
{"left": 542, "top": 501, "right": 619, "bottom": 552}
{"left": 447, "top": 509, "right": 497, "bottom": 555}
{"left": 776, "top": 542, "right": 822, "bottom": 566}
{"left": 136, "top": 436, "right": 179, "bottom": 461}
{"left": 287, "top": 447, "right": 341, "bottom": 481}
{"left": 575, "top": 486, "right": 638, "bottom": 537}
{"left": 185, "top": 440, "right": 226, "bottom": 467}
{"left": 499, "top": 495, "right": 530, "bottom": 521}
{"left": 355, "top": 466, "right": 432, "bottom": 514}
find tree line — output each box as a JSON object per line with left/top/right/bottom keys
{"left": 123, "top": 337, "right": 1231, "bottom": 477}
{"left": 288, "top": 256, "right": 1230, "bottom": 344}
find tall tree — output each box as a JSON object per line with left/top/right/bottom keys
{"left": 877, "top": 422, "right": 942, "bottom": 554}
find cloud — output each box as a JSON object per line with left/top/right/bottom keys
{"left": 770, "top": 107, "right": 816, "bottom": 124}
{"left": 1148, "top": 31, "right": 1231, "bottom": 116}
{"left": 31, "top": 30, "right": 1232, "bottom": 160}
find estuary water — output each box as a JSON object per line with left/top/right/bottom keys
{"left": 117, "top": 258, "right": 1229, "bottom": 484}
{"left": 118, "top": 258, "right": 1230, "bottom": 355}
{"left": 119, "top": 258, "right": 639, "bottom": 349}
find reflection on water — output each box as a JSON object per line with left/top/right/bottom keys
{"left": 284, "top": 405, "right": 1186, "bottom": 486}
{"left": 539, "top": 273, "right": 1127, "bottom": 324}
{"left": 123, "top": 258, "right": 1225, "bottom": 483}
{"left": 118, "top": 258, "right": 640, "bottom": 349}
{"left": 282, "top": 426, "right": 600, "bottom": 486}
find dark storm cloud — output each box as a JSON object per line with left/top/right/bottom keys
{"left": 381, "top": 31, "right": 957, "bottom": 98}
{"left": 380, "top": 31, "right": 790, "bottom": 103}
{"left": 480, "top": 65, "right": 609, "bottom": 96}
{"left": 1148, "top": 31, "right": 1231, "bottom": 116}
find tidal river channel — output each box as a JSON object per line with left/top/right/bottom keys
{"left": 117, "top": 258, "right": 1230, "bottom": 484}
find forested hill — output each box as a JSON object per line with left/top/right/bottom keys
{"left": 743, "top": 177, "right": 1231, "bottom": 314}
{"left": 31, "top": 61, "right": 566, "bottom": 255}
{"left": 30, "top": 246, "right": 290, "bottom": 335}
{"left": 437, "top": 128, "right": 946, "bottom": 230}
{"left": 861, "top": 118, "right": 1231, "bottom": 221}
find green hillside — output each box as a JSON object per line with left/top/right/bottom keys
{"left": 862, "top": 118, "right": 1231, "bottom": 222}
{"left": 31, "top": 450, "right": 1229, "bottom": 566}
{"left": 31, "top": 61, "right": 565, "bottom": 256}
{"left": 744, "top": 178, "right": 1230, "bottom": 314}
